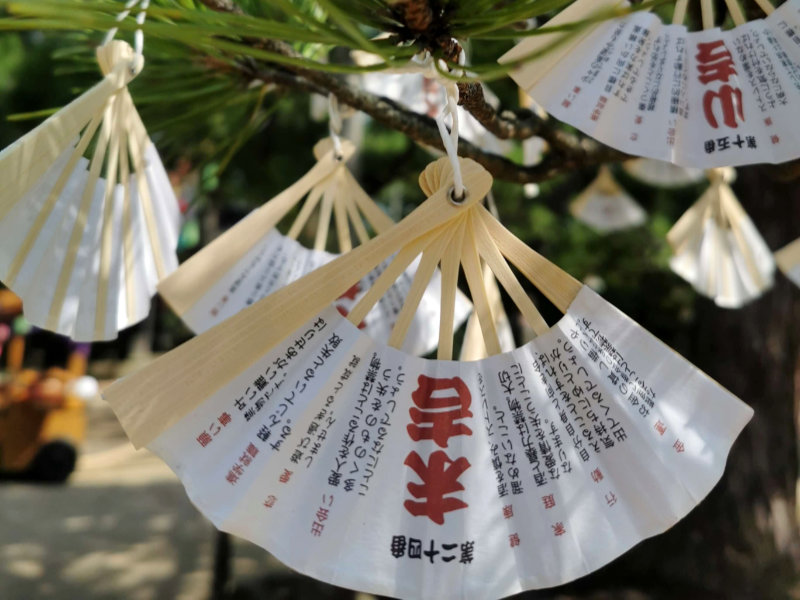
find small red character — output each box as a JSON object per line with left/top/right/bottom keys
{"left": 263, "top": 495, "right": 277, "bottom": 508}
{"left": 218, "top": 412, "right": 232, "bottom": 426}
{"left": 197, "top": 432, "right": 212, "bottom": 447}
{"left": 654, "top": 420, "right": 667, "bottom": 436}
{"left": 279, "top": 468, "right": 293, "bottom": 483}
{"left": 542, "top": 494, "right": 556, "bottom": 509}
{"left": 703, "top": 85, "right": 744, "bottom": 129}
{"left": 509, "top": 533, "right": 521, "bottom": 548}
{"left": 502, "top": 505, "right": 514, "bottom": 519}
{"left": 590, "top": 468, "right": 603, "bottom": 483}
{"left": 552, "top": 522, "right": 566, "bottom": 537}
{"left": 605, "top": 492, "right": 618, "bottom": 507}
{"left": 673, "top": 439, "right": 685, "bottom": 453}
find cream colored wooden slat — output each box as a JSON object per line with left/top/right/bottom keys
{"left": 461, "top": 210, "right": 502, "bottom": 356}
{"left": 94, "top": 92, "right": 125, "bottom": 339}
{"left": 776, "top": 238, "right": 800, "bottom": 274}
{"left": 753, "top": 0, "right": 775, "bottom": 15}
{"left": 106, "top": 158, "right": 493, "bottom": 449}
{"left": 472, "top": 212, "right": 549, "bottom": 337}
{"left": 720, "top": 184, "right": 766, "bottom": 287}
{"left": 342, "top": 188, "right": 370, "bottom": 245}
{"left": 46, "top": 98, "right": 117, "bottom": 331}
{"left": 314, "top": 180, "right": 335, "bottom": 252}
{"left": 388, "top": 226, "right": 455, "bottom": 349}
{"left": 4, "top": 105, "right": 109, "bottom": 285}
{"left": 666, "top": 189, "right": 714, "bottom": 253}
{"left": 672, "top": 0, "right": 689, "bottom": 24}
{"left": 0, "top": 68, "right": 127, "bottom": 220}
{"left": 498, "top": 0, "right": 626, "bottom": 91}
{"left": 157, "top": 143, "right": 355, "bottom": 316}
{"left": 332, "top": 172, "right": 352, "bottom": 253}
{"left": 701, "top": 0, "right": 715, "bottom": 29}
{"left": 119, "top": 107, "right": 136, "bottom": 324}
{"left": 478, "top": 205, "right": 582, "bottom": 314}
{"left": 126, "top": 100, "right": 168, "bottom": 279}
{"left": 437, "top": 216, "right": 467, "bottom": 360}
{"left": 286, "top": 180, "right": 327, "bottom": 240}
{"left": 346, "top": 224, "right": 447, "bottom": 328}
{"left": 344, "top": 169, "right": 394, "bottom": 234}
{"left": 723, "top": 0, "right": 746, "bottom": 26}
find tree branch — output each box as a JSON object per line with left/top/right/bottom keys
{"left": 197, "top": 0, "right": 631, "bottom": 183}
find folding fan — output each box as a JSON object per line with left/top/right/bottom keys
{"left": 775, "top": 237, "right": 800, "bottom": 287}
{"left": 104, "top": 156, "right": 752, "bottom": 600}
{"left": 0, "top": 40, "right": 180, "bottom": 341}
{"left": 500, "top": 0, "right": 800, "bottom": 168}
{"left": 624, "top": 159, "right": 705, "bottom": 188}
{"left": 569, "top": 166, "right": 647, "bottom": 232}
{"left": 667, "top": 168, "right": 774, "bottom": 308}
{"left": 157, "top": 138, "right": 471, "bottom": 356}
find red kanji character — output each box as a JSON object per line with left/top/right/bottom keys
{"left": 552, "top": 522, "right": 566, "bottom": 536}
{"left": 316, "top": 507, "right": 329, "bottom": 522}
{"left": 591, "top": 468, "right": 603, "bottom": 483}
{"left": 407, "top": 375, "right": 473, "bottom": 448}
{"left": 771, "top": 135, "right": 780, "bottom": 144}
{"left": 218, "top": 412, "right": 232, "bottom": 426}
{"left": 226, "top": 470, "right": 239, "bottom": 485}
{"left": 605, "top": 492, "right": 618, "bottom": 506}
{"left": 509, "top": 533, "right": 521, "bottom": 548}
{"left": 197, "top": 432, "right": 212, "bottom": 447}
{"left": 311, "top": 521, "right": 324, "bottom": 536}
{"left": 502, "top": 505, "right": 514, "bottom": 519}
{"left": 404, "top": 450, "right": 470, "bottom": 525}
{"left": 703, "top": 85, "right": 744, "bottom": 129}
{"left": 696, "top": 40, "right": 737, "bottom": 84}
{"left": 674, "top": 439, "right": 685, "bottom": 453}
{"left": 246, "top": 443, "right": 259, "bottom": 457}
{"left": 654, "top": 420, "right": 667, "bottom": 436}
{"left": 279, "top": 468, "right": 293, "bottom": 483}
{"left": 263, "top": 495, "right": 277, "bottom": 508}
{"left": 542, "top": 494, "right": 556, "bottom": 509}
{"left": 765, "top": 117, "right": 773, "bottom": 126}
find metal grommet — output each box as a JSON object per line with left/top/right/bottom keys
{"left": 448, "top": 186, "right": 467, "bottom": 206}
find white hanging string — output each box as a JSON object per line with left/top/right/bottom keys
{"left": 429, "top": 43, "right": 466, "bottom": 201}
{"left": 102, "top": 0, "right": 148, "bottom": 56}
{"left": 328, "top": 93, "right": 344, "bottom": 160}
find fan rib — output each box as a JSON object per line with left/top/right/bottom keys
{"left": 46, "top": 98, "right": 116, "bottom": 331}
{"left": 388, "top": 224, "right": 456, "bottom": 349}
{"left": 478, "top": 206, "right": 582, "bottom": 314}
{"left": 472, "top": 210, "right": 549, "bottom": 337}
{"left": 332, "top": 172, "right": 352, "bottom": 253}
{"left": 346, "top": 223, "right": 447, "bottom": 328}
{"left": 342, "top": 189, "right": 370, "bottom": 245}
{"left": 461, "top": 211, "right": 502, "bottom": 356}
{"left": 437, "top": 217, "right": 467, "bottom": 360}
{"left": 287, "top": 179, "right": 327, "bottom": 240}
{"left": 314, "top": 181, "right": 335, "bottom": 252}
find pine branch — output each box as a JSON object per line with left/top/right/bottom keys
{"left": 195, "top": 0, "right": 629, "bottom": 184}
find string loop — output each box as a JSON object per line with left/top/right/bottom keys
{"left": 102, "top": 0, "right": 148, "bottom": 57}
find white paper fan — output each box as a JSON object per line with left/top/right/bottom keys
{"left": 775, "top": 237, "right": 800, "bottom": 287}
{"left": 500, "top": 0, "right": 799, "bottom": 168}
{"left": 158, "top": 138, "right": 471, "bottom": 356}
{"left": 624, "top": 159, "right": 706, "bottom": 187}
{"left": 105, "top": 157, "right": 751, "bottom": 600}
{"left": 569, "top": 166, "right": 647, "bottom": 232}
{"left": 0, "top": 41, "right": 179, "bottom": 341}
{"left": 667, "top": 169, "right": 774, "bottom": 308}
